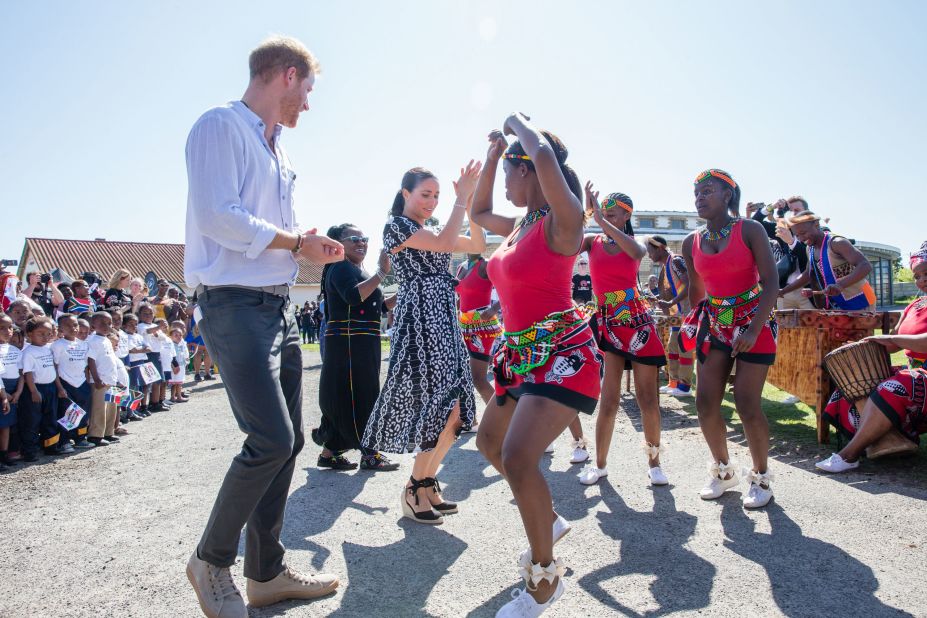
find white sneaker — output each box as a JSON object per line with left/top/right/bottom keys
{"left": 544, "top": 441, "right": 555, "bottom": 454}
{"left": 659, "top": 384, "right": 673, "bottom": 394}
{"left": 186, "top": 551, "right": 248, "bottom": 618}
{"left": 668, "top": 387, "right": 694, "bottom": 398}
{"left": 699, "top": 461, "right": 739, "bottom": 500}
{"left": 648, "top": 466, "right": 669, "bottom": 486}
{"left": 815, "top": 453, "right": 859, "bottom": 473}
{"left": 577, "top": 463, "right": 608, "bottom": 485}
{"left": 742, "top": 469, "right": 774, "bottom": 509}
{"left": 497, "top": 555, "right": 566, "bottom": 618}
{"left": 496, "top": 580, "right": 564, "bottom": 617}
{"left": 782, "top": 394, "right": 801, "bottom": 404}
{"left": 568, "top": 438, "right": 589, "bottom": 464}
{"left": 552, "top": 514, "right": 571, "bottom": 545}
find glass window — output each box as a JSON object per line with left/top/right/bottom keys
{"left": 637, "top": 217, "right": 655, "bottom": 228}
{"left": 670, "top": 219, "right": 686, "bottom": 229}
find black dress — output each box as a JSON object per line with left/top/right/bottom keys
{"left": 315, "top": 260, "right": 384, "bottom": 453}
{"left": 363, "top": 216, "right": 476, "bottom": 453}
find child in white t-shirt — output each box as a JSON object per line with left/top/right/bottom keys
{"left": 86, "top": 312, "right": 120, "bottom": 446}
{"left": 154, "top": 319, "right": 175, "bottom": 409}
{"left": 50, "top": 314, "right": 93, "bottom": 449}
{"left": 121, "top": 313, "right": 152, "bottom": 416}
{"left": 0, "top": 315, "right": 23, "bottom": 467}
{"left": 168, "top": 327, "right": 189, "bottom": 403}
{"left": 138, "top": 305, "right": 166, "bottom": 412}
{"left": 21, "top": 316, "right": 67, "bottom": 459}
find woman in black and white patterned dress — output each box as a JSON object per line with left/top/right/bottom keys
{"left": 363, "top": 162, "right": 484, "bottom": 525}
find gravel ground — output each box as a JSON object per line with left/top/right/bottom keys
{"left": 1, "top": 350, "right": 925, "bottom": 617}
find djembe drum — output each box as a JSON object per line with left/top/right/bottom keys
{"left": 823, "top": 340, "right": 918, "bottom": 458}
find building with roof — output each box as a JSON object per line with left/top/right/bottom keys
{"left": 16, "top": 238, "right": 324, "bottom": 306}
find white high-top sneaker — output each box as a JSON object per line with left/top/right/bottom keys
{"left": 699, "top": 461, "right": 739, "bottom": 500}
{"left": 496, "top": 553, "right": 566, "bottom": 617}
{"left": 742, "top": 469, "right": 774, "bottom": 509}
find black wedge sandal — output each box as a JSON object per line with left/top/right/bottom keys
{"left": 423, "top": 477, "right": 458, "bottom": 514}
{"left": 401, "top": 476, "right": 443, "bottom": 524}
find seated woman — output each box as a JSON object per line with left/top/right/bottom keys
{"left": 817, "top": 242, "right": 927, "bottom": 472}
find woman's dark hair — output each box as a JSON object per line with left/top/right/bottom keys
{"left": 326, "top": 223, "right": 358, "bottom": 241}
{"left": 505, "top": 131, "right": 582, "bottom": 202}
{"left": 391, "top": 168, "right": 438, "bottom": 217}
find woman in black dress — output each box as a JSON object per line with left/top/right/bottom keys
{"left": 315, "top": 224, "right": 399, "bottom": 471}
{"left": 363, "top": 162, "right": 484, "bottom": 525}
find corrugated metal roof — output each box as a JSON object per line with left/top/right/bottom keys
{"left": 19, "top": 238, "right": 322, "bottom": 286}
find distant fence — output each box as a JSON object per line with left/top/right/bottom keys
{"left": 893, "top": 282, "right": 922, "bottom": 298}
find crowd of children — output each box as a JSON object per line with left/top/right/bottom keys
{"left": 0, "top": 291, "right": 208, "bottom": 471}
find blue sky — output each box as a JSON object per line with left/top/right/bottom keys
{"left": 1, "top": 1, "right": 924, "bottom": 276}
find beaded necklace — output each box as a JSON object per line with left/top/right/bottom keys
{"left": 518, "top": 206, "right": 550, "bottom": 230}
{"left": 700, "top": 217, "right": 738, "bottom": 242}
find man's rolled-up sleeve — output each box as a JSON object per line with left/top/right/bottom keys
{"left": 186, "top": 114, "right": 277, "bottom": 259}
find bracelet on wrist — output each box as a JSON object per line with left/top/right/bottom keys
{"left": 291, "top": 234, "right": 304, "bottom": 254}
{"left": 453, "top": 201, "right": 467, "bottom": 209}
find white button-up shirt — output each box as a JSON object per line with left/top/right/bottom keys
{"left": 184, "top": 101, "right": 300, "bottom": 288}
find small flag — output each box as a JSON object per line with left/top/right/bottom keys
{"left": 104, "top": 387, "right": 128, "bottom": 405}
{"left": 57, "top": 402, "right": 86, "bottom": 431}
{"left": 123, "top": 389, "right": 143, "bottom": 411}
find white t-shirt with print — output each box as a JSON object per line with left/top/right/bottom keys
{"left": 126, "top": 332, "right": 149, "bottom": 363}
{"left": 87, "top": 333, "right": 119, "bottom": 386}
{"left": 158, "top": 333, "right": 174, "bottom": 371}
{"left": 51, "top": 338, "right": 89, "bottom": 388}
{"left": 115, "top": 330, "right": 130, "bottom": 359}
{"left": 22, "top": 344, "right": 57, "bottom": 385}
{"left": 0, "top": 343, "right": 23, "bottom": 381}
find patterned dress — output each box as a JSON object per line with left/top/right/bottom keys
{"left": 363, "top": 216, "right": 476, "bottom": 453}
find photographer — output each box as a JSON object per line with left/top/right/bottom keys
{"left": 22, "top": 272, "right": 64, "bottom": 316}
{"left": 747, "top": 197, "right": 810, "bottom": 310}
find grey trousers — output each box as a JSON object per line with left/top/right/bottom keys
{"left": 195, "top": 287, "right": 304, "bottom": 581}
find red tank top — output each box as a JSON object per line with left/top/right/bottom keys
{"left": 487, "top": 217, "right": 574, "bottom": 332}
{"left": 588, "top": 235, "right": 640, "bottom": 300}
{"left": 692, "top": 220, "right": 759, "bottom": 297}
{"left": 455, "top": 260, "right": 493, "bottom": 311}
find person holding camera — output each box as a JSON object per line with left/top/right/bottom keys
{"left": 22, "top": 272, "right": 63, "bottom": 316}
{"left": 747, "top": 198, "right": 811, "bottom": 310}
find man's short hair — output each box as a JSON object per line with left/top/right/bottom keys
{"left": 249, "top": 36, "right": 321, "bottom": 82}
{"left": 787, "top": 195, "right": 809, "bottom": 210}
{"left": 90, "top": 311, "right": 112, "bottom": 325}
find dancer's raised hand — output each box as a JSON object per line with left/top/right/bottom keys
{"left": 452, "top": 160, "right": 483, "bottom": 203}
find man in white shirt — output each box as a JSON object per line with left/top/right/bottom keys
{"left": 183, "top": 36, "right": 344, "bottom": 618}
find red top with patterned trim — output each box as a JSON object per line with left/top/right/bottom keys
{"left": 588, "top": 235, "right": 640, "bottom": 300}
{"left": 487, "top": 217, "right": 574, "bottom": 332}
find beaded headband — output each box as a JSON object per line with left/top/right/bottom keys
{"left": 601, "top": 196, "right": 632, "bottom": 213}
{"left": 647, "top": 237, "right": 667, "bottom": 249}
{"left": 503, "top": 153, "right": 531, "bottom": 161}
{"left": 695, "top": 169, "right": 737, "bottom": 189}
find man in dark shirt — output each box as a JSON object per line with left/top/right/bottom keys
{"left": 571, "top": 258, "right": 593, "bottom": 304}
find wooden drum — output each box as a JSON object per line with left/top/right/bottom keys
{"left": 823, "top": 340, "right": 917, "bottom": 459}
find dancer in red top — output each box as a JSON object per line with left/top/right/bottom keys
{"left": 455, "top": 255, "right": 502, "bottom": 407}
{"left": 472, "top": 114, "right": 601, "bottom": 617}
{"left": 681, "top": 169, "right": 779, "bottom": 509}
{"left": 576, "top": 184, "right": 668, "bottom": 487}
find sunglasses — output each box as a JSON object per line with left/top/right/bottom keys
{"left": 344, "top": 235, "right": 369, "bottom": 243}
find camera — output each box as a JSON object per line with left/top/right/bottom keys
{"left": 40, "top": 273, "right": 51, "bottom": 284}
